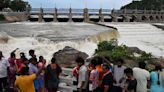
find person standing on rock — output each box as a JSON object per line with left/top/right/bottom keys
{"left": 76, "top": 57, "right": 89, "bottom": 92}
{"left": 8, "top": 52, "right": 18, "bottom": 90}
{"left": 123, "top": 68, "right": 137, "bottom": 92}
{"left": 89, "top": 58, "right": 99, "bottom": 92}
{"left": 28, "top": 58, "right": 41, "bottom": 92}
{"left": 0, "top": 51, "right": 10, "bottom": 92}
{"left": 15, "top": 66, "right": 44, "bottom": 92}
{"left": 95, "top": 57, "right": 103, "bottom": 90}
{"left": 37, "top": 56, "right": 46, "bottom": 92}
{"left": 150, "top": 64, "right": 164, "bottom": 92}
{"left": 44, "top": 57, "right": 62, "bottom": 92}
{"left": 133, "top": 61, "right": 150, "bottom": 92}
{"left": 113, "top": 58, "right": 126, "bottom": 92}
{"left": 28, "top": 49, "right": 36, "bottom": 60}
{"left": 101, "top": 64, "right": 113, "bottom": 92}
{"left": 72, "top": 64, "right": 80, "bottom": 85}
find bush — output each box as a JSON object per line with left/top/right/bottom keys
{"left": 94, "top": 40, "right": 157, "bottom": 69}
{"left": 95, "top": 40, "right": 133, "bottom": 62}
{"left": 111, "top": 45, "right": 128, "bottom": 60}
{"left": 95, "top": 40, "right": 154, "bottom": 64}
{"left": 0, "top": 14, "right": 5, "bottom": 21}
{"left": 95, "top": 39, "right": 117, "bottom": 53}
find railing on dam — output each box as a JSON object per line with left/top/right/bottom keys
{"left": 30, "top": 8, "right": 112, "bottom": 14}
{"left": 29, "top": 8, "right": 164, "bottom": 14}
{"left": 112, "top": 9, "right": 164, "bottom": 14}
{"left": 2, "top": 8, "right": 164, "bottom": 22}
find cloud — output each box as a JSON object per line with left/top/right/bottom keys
{"left": 25, "top": 0, "right": 132, "bottom": 9}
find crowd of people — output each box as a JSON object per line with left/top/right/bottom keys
{"left": 0, "top": 49, "right": 164, "bottom": 92}
{"left": 0, "top": 49, "right": 61, "bottom": 92}
{"left": 73, "top": 57, "right": 164, "bottom": 92}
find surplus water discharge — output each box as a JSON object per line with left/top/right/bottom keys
{"left": 0, "top": 22, "right": 118, "bottom": 62}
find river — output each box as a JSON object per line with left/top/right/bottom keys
{"left": 102, "top": 22, "right": 164, "bottom": 58}
{"left": 0, "top": 22, "right": 118, "bottom": 61}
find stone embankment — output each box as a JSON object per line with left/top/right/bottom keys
{"left": 1, "top": 12, "right": 27, "bottom": 22}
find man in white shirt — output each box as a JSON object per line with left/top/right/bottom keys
{"left": 76, "top": 57, "right": 88, "bottom": 92}
{"left": 0, "top": 51, "right": 10, "bottom": 92}
{"left": 113, "top": 58, "right": 126, "bottom": 92}
{"left": 133, "top": 61, "right": 150, "bottom": 92}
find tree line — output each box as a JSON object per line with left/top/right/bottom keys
{"left": 0, "top": 0, "right": 31, "bottom": 11}
{"left": 121, "top": 0, "right": 164, "bottom": 10}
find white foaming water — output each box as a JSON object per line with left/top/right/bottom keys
{"left": 0, "top": 36, "right": 97, "bottom": 62}
{"left": 103, "top": 22, "right": 164, "bottom": 57}
{"left": 0, "top": 22, "right": 117, "bottom": 63}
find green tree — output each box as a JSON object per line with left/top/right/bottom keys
{"left": 9, "top": 0, "right": 28, "bottom": 11}
{"left": 0, "top": 0, "right": 10, "bottom": 11}
{"left": 0, "top": 14, "right": 5, "bottom": 21}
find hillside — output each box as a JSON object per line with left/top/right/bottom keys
{"left": 121, "top": 0, "right": 164, "bottom": 10}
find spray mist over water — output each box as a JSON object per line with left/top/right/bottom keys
{"left": 0, "top": 22, "right": 118, "bottom": 63}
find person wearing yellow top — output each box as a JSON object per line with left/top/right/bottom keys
{"left": 15, "top": 66, "right": 43, "bottom": 92}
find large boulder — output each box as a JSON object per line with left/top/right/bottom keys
{"left": 54, "top": 46, "right": 89, "bottom": 68}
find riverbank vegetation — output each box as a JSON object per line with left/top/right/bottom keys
{"left": 95, "top": 40, "right": 163, "bottom": 71}
{"left": 0, "top": 14, "right": 5, "bottom": 21}
{"left": 121, "top": 0, "right": 164, "bottom": 10}
{"left": 0, "top": 0, "right": 30, "bottom": 11}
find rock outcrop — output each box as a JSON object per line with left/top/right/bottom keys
{"left": 54, "top": 46, "right": 89, "bottom": 68}
{"left": 127, "top": 47, "right": 144, "bottom": 54}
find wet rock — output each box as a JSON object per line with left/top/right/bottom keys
{"left": 127, "top": 47, "right": 144, "bottom": 54}
{"left": 54, "top": 46, "right": 89, "bottom": 68}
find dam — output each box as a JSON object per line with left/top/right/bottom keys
{"left": 2, "top": 8, "right": 164, "bottom": 22}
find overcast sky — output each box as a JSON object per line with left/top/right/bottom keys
{"left": 24, "top": 0, "right": 133, "bottom": 9}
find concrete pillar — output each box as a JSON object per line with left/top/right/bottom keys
{"left": 68, "top": 8, "right": 73, "bottom": 22}
{"left": 111, "top": 9, "right": 114, "bottom": 15}
{"left": 83, "top": 8, "right": 89, "bottom": 22}
{"left": 138, "top": 15, "right": 143, "bottom": 22}
{"left": 162, "top": 15, "right": 164, "bottom": 22}
{"left": 135, "top": 8, "right": 138, "bottom": 14}
{"left": 123, "top": 8, "right": 127, "bottom": 14}
{"left": 147, "top": 16, "right": 151, "bottom": 22}
{"left": 53, "top": 8, "right": 58, "bottom": 22}
{"left": 38, "top": 8, "right": 43, "bottom": 22}
{"left": 125, "top": 16, "right": 130, "bottom": 22}
{"left": 112, "top": 16, "right": 117, "bottom": 22}
{"left": 24, "top": 5, "right": 30, "bottom": 21}
{"left": 144, "top": 9, "right": 147, "bottom": 14}
{"left": 99, "top": 8, "right": 104, "bottom": 22}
